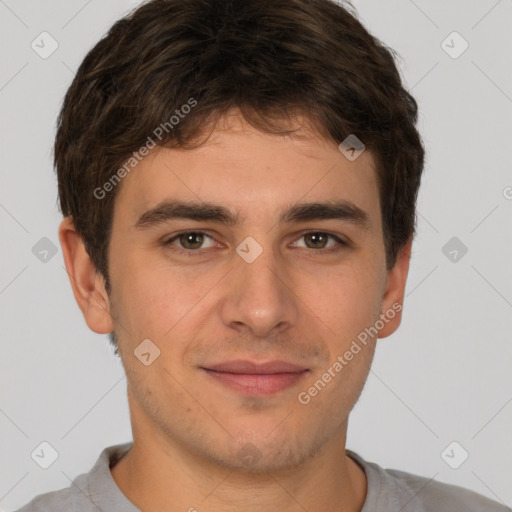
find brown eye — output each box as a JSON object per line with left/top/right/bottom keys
{"left": 164, "top": 231, "right": 216, "bottom": 252}
{"left": 293, "top": 231, "right": 346, "bottom": 251}
{"left": 177, "top": 232, "right": 204, "bottom": 250}
{"left": 303, "top": 232, "right": 329, "bottom": 249}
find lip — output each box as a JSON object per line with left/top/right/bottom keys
{"left": 201, "top": 359, "right": 309, "bottom": 396}
{"left": 204, "top": 359, "right": 308, "bottom": 374}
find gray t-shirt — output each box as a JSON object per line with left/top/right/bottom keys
{"left": 14, "top": 443, "right": 510, "bottom": 512}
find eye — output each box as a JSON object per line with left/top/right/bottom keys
{"left": 162, "top": 230, "right": 348, "bottom": 256}
{"left": 163, "top": 231, "right": 217, "bottom": 252}
{"left": 292, "top": 231, "right": 347, "bottom": 252}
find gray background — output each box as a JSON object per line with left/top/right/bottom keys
{"left": 1, "top": 0, "right": 511, "bottom": 510}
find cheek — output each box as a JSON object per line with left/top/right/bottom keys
{"left": 309, "top": 264, "right": 384, "bottom": 338}
{"left": 110, "top": 254, "right": 220, "bottom": 346}
{"left": 110, "top": 234, "right": 385, "bottom": 347}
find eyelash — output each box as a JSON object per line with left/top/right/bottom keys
{"left": 162, "top": 230, "right": 348, "bottom": 256}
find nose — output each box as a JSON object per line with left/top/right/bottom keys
{"left": 219, "top": 241, "right": 299, "bottom": 339}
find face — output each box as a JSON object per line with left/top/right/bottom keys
{"left": 86, "top": 112, "right": 408, "bottom": 472}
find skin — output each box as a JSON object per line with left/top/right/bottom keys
{"left": 59, "top": 110, "right": 412, "bottom": 512}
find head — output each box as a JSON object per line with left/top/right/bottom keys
{"left": 57, "top": 0, "right": 424, "bottom": 472}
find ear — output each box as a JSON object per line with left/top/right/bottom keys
{"left": 58, "top": 217, "right": 114, "bottom": 334}
{"left": 377, "top": 237, "right": 412, "bottom": 339}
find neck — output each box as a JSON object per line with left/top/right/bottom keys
{"left": 111, "top": 422, "right": 367, "bottom": 512}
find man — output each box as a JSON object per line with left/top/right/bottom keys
{"left": 16, "top": 0, "right": 508, "bottom": 510}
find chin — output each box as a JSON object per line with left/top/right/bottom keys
{"left": 196, "top": 430, "right": 323, "bottom": 474}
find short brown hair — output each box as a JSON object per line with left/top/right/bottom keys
{"left": 55, "top": 0, "right": 424, "bottom": 288}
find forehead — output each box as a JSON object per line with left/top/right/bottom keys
{"left": 113, "top": 115, "right": 381, "bottom": 228}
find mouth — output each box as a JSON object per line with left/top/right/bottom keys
{"left": 200, "top": 360, "right": 310, "bottom": 396}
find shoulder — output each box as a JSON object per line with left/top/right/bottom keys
{"left": 347, "top": 450, "right": 510, "bottom": 512}
{"left": 12, "top": 443, "right": 133, "bottom": 512}
{"left": 13, "top": 487, "right": 73, "bottom": 512}
{"left": 386, "top": 466, "right": 510, "bottom": 512}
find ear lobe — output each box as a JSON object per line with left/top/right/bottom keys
{"left": 58, "top": 217, "right": 114, "bottom": 334}
{"left": 377, "top": 237, "right": 412, "bottom": 339}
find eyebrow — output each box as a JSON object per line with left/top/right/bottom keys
{"left": 134, "top": 199, "right": 371, "bottom": 231}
